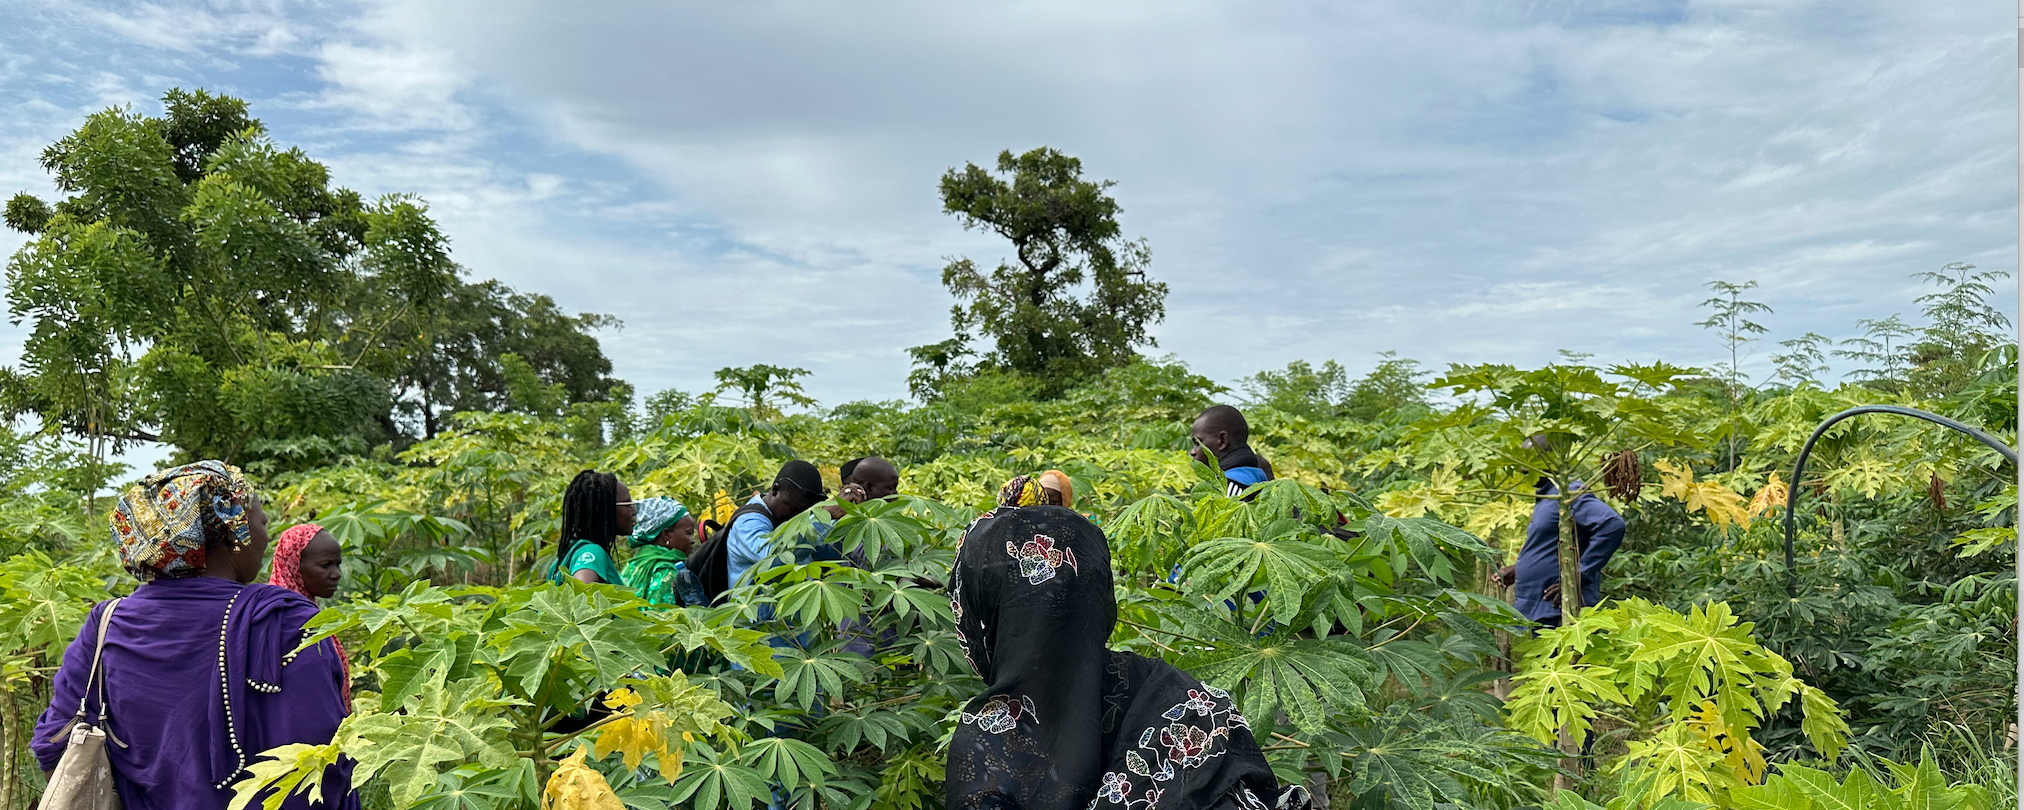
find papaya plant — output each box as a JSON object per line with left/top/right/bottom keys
{"left": 1506, "top": 599, "right": 1850, "bottom": 808}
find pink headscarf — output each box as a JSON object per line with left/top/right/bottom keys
{"left": 268, "top": 523, "right": 349, "bottom": 705}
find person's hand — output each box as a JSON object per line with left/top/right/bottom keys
{"left": 1494, "top": 565, "right": 1516, "bottom": 588}
{"left": 824, "top": 504, "right": 846, "bottom": 519}
{"left": 1542, "top": 582, "right": 1561, "bottom": 603}
{"left": 839, "top": 483, "right": 869, "bottom": 504}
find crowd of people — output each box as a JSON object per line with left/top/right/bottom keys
{"left": 31, "top": 404, "right": 1623, "bottom": 810}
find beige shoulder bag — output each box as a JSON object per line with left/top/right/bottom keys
{"left": 38, "top": 597, "right": 125, "bottom": 810}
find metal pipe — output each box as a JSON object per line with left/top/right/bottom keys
{"left": 1781, "top": 404, "right": 2017, "bottom": 596}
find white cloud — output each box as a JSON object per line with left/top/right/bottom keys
{"left": 310, "top": 42, "right": 474, "bottom": 131}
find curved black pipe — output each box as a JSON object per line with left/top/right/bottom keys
{"left": 1782, "top": 405, "right": 2018, "bottom": 595}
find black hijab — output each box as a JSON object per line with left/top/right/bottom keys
{"left": 947, "top": 506, "right": 1297, "bottom": 810}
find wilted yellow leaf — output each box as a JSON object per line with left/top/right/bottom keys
{"left": 1746, "top": 472, "right": 1787, "bottom": 519}
{"left": 602, "top": 687, "right": 642, "bottom": 712}
{"left": 707, "top": 490, "right": 740, "bottom": 525}
{"left": 544, "top": 747, "right": 625, "bottom": 810}
{"left": 1685, "top": 481, "right": 1750, "bottom": 531}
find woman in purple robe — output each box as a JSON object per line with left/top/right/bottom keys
{"left": 32, "top": 461, "right": 356, "bottom": 809}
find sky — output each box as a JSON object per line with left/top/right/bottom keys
{"left": 1, "top": 0, "right": 2017, "bottom": 413}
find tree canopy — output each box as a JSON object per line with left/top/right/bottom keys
{"left": 911, "top": 147, "right": 1168, "bottom": 397}
{"left": 1, "top": 89, "right": 621, "bottom": 477}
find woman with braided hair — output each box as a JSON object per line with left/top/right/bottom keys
{"left": 32, "top": 461, "right": 355, "bottom": 808}
{"left": 547, "top": 470, "right": 638, "bottom": 585}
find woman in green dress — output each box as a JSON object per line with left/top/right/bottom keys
{"left": 548, "top": 470, "right": 636, "bottom": 585}
{"left": 621, "top": 497, "right": 702, "bottom": 606}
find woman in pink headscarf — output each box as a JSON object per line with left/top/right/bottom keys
{"left": 269, "top": 523, "right": 349, "bottom": 704}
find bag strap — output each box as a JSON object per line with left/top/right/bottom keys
{"left": 74, "top": 598, "right": 119, "bottom": 717}
{"left": 76, "top": 597, "right": 126, "bottom": 747}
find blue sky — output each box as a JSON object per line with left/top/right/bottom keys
{"left": 2, "top": 0, "right": 2016, "bottom": 411}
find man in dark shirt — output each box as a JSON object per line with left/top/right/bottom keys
{"left": 1495, "top": 443, "right": 1627, "bottom": 626}
{"left": 1190, "top": 404, "right": 1274, "bottom": 498}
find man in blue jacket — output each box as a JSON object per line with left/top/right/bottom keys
{"left": 1495, "top": 439, "right": 1627, "bottom": 627}
{"left": 1191, "top": 404, "right": 1274, "bottom": 497}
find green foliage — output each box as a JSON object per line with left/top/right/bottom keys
{"left": 0, "top": 90, "right": 621, "bottom": 472}
{"left": 712, "top": 365, "right": 817, "bottom": 420}
{"left": 2, "top": 90, "right": 2017, "bottom": 808}
{"left": 1507, "top": 599, "right": 1849, "bottom": 808}
{"left": 918, "top": 147, "right": 1168, "bottom": 393}
{"left": 1241, "top": 353, "right": 1431, "bottom": 423}
{"left": 1731, "top": 749, "right": 1995, "bottom": 810}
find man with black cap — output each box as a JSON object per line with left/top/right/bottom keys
{"left": 725, "top": 459, "right": 830, "bottom": 589}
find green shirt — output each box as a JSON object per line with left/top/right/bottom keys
{"left": 622, "top": 544, "right": 688, "bottom": 606}
{"left": 549, "top": 539, "right": 623, "bottom": 586}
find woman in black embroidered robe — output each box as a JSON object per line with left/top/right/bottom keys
{"left": 946, "top": 505, "right": 1312, "bottom": 810}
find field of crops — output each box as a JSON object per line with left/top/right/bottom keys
{"left": 0, "top": 91, "right": 2014, "bottom": 810}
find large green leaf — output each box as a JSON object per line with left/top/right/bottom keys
{"left": 1181, "top": 525, "right": 1337, "bottom": 624}
{"left": 341, "top": 676, "right": 522, "bottom": 806}
{"left": 668, "top": 742, "right": 772, "bottom": 810}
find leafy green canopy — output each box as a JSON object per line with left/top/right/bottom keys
{"left": 911, "top": 147, "right": 1169, "bottom": 398}
{"left": 0, "top": 89, "right": 622, "bottom": 476}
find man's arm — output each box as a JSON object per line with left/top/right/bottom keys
{"left": 725, "top": 513, "right": 774, "bottom": 585}
{"left": 1573, "top": 495, "right": 1626, "bottom": 583}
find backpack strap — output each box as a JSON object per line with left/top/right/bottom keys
{"left": 696, "top": 502, "right": 775, "bottom": 604}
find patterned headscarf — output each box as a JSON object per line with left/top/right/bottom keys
{"left": 628, "top": 497, "right": 692, "bottom": 548}
{"left": 998, "top": 475, "right": 1043, "bottom": 509}
{"left": 268, "top": 523, "right": 323, "bottom": 594}
{"left": 111, "top": 461, "right": 255, "bottom": 582}
{"left": 267, "top": 522, "right": 350, "bottom": 704}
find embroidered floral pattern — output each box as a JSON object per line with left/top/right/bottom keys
{"left": 1007, "top": 533, "right": 1079, "bottom": 585}
{"left": 1097, "top": 772, "right": 1132, "bottom": 803}
{"left": 1086, "top": 684, "right": 1247, "bottom": 810}
{"left": 960, "top": 694, "right": 1037, "bottom": 734}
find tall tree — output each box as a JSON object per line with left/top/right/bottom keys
{"left": 711, "top": 364, "right": 814, "bottom": 420}
{"left": 1905, "top": 262, "right": 2012, "bottom": 398}
{"left": 1696, "top": 279, "right": 1771, "bottom": 469}
{"left": 921, "top": 147, "right": 1167, "bottom": 393}
{"left": 1770, "top": 332, "right": 1832, "bottom": 387}
{"left": 1835, "top": 314, "right": 1915, "bottom": 392}
{"left": 0, "top": 89, "right": 620, "bottom": 470}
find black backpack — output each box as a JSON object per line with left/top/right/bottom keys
{"left": 688, "top": 502, "right": 773, "bottom": 605}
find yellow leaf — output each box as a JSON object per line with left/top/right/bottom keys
{"left": 594, "top": 709, "right": 682, "bottom": 782}
{"left": 1686, "top": 481, "right": 1750, "bottom": 530}
{"left": 591, "top": 686, "right": 685, "bottom": 783}
{"left": 1465, "top": 498, "right": 1534, "bottom": 543}
{"left": 544, "top": 747, "right": 626, "bottom": 810}
{"left": 602, "top": 687, "right": 642, "bottom": 712}
{"left": 1684, "top": 699, "right": 1767, "bottom": 784}
{"left": 707, "top": 490, "right": 740, "bottom": 525}
{"left": 1747, "top": 472, "right": 1787, "bottom": 519}
{"left": 1654, "top": 460, "right": 1751, "bottom": 530}
{"left": 1654, "top": 459, "right": 1695, "bottom": 501}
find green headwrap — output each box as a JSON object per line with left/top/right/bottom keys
{"left": 628, "top": 497, "right": 691, "bottom": 547}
